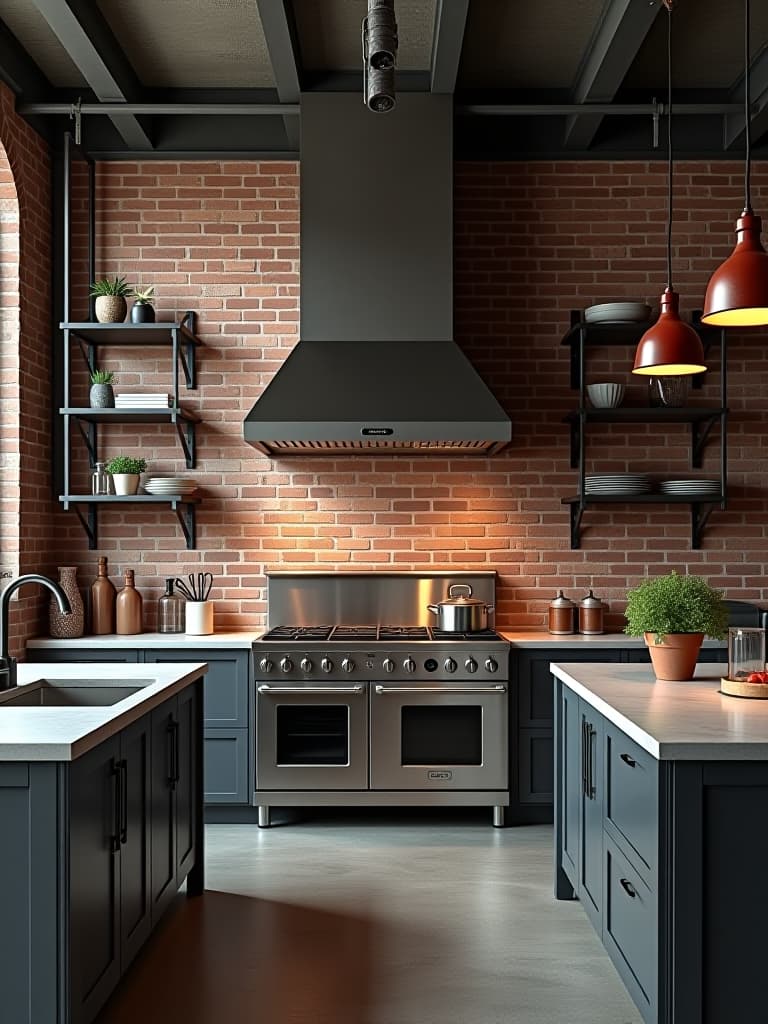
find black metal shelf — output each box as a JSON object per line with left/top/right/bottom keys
{"left": 59, "top": 310, "right": 204, "bottom": 548}
{"left": 561, "top": 308, "right": 728, "bottom": 549}
{"left": 59, "top": 494, "right": 199, "bottom": 550}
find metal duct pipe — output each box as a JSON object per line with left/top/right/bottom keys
{"left": 363, "top": 0, "right": 398, "bottom": 112}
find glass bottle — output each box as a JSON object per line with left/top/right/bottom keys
{"left": 91, "top": 461, "right": 111, "bottom": 495}
{"left": 91, "top": 556, "right": 116, "bottom": 635}
{"left": 116, "top": 569, "right": 143, "bottom": 635}
{"left": 158, "top": 578, "right": 185, "bottom": 634}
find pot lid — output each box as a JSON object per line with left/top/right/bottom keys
{"left": 580, "top": 589, "right": 603, "bottom": 607}
{"left": 550, "top": 590, "right": 576, "bottom": 608}
{"left": 438, "top": 584, "right": 486, "bottom": 607}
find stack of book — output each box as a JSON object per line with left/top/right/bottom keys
{"left": 114, "top": 393, "right": 173, "bottom": 408}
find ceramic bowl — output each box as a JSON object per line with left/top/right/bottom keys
{"left": 586, "top": 382, "right": 625, "bottom": 408}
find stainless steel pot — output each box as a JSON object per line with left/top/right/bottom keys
{"left": 427, "top": 584, "right": 494, "bottom": 632}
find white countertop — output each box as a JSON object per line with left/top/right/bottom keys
{"left": 0, "top": 662, "right": 207, "bottom": 761}
{"left": 551, "top": 661, "right": 768, "bottom": 761}
{"left": 502, "top": 631, "right": 725, "bottom": 649}
{"left": 26, "top": 631, "right": 261, "bottom": 649}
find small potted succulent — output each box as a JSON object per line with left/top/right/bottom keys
{"left": 624, "top": 571, "right": 728, "bottom": 680}
{"left": 89, "top": 368, "right": 116, "bottom": 408}
{"left": 90, "top": 276, "right": 133, "bottom": 323}
{"left": 130, "top": 285, "right": 156, "bottom": 324}
{"left": 105, "top": 455, "right": 147, "bottom": 496}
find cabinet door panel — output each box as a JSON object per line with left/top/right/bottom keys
{"left": 604, "top": 837, "right": 657, "bottom": 1018}
{"left": 69, "top": 736, "right": 121, "bottom": 1024}
{"left": 579, "top": 700, "right": 603, "bottom": 933}
{"left": 560, "top": 687, "right": 580, "bottom": 886}
{"left": 150, "top": 702, "right": 176, "bottom": 924}
{"left": 519, "top": 650, "right": 623, "bottom": 727}
{"left": 144, "top": 650, "right": 249, "bottom": 728}
{"left": 519, "top": 728, "right": 553, "bottom": 804}
{"left": 605, "top": 725, "right": 658, "bottom": 876}
{"left": 175, "top": 684, "right": 198, "bottom": 883}
{"left": 119, "top": 716, "right": 151, "bottom": 971}
{"left": 204, "top": 728, "right": 249, "bottom": 804}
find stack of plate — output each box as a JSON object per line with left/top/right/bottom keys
{"left": 143, "top": 476, "right": 198, "bottom": 496}
{"left": 584, "top": 302, "right": 651, "bottom": 324}
{"left": 659, "top": 479, "right": 720, "bottom": 498}
{"left": 585, "top": 473, "right": 652, "bottom": 496}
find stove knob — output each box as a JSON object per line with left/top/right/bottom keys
{"left": 403, "top": 657, "right": 416, "bottom": 674}
{"left": 341, "top": 657, "right": 355, "bottom": 674}
{"left": 300, "top": 657, "right": 313, "bottom": 673}
{"left": 259, "top": 657, "right": 274, "bottom": 674}
{"left": 382, "top": 657, "right": 395, "bottom": 673}
{"left": 321, "top": 657, "right": 334, "bottom": 674}
{"left": 280, "top": 657, "right": 294, "bottom": 674}
{"left": 485, "top": 657, "right": 498, "bottom": 674}
{"left": 465, "top": 657, "right": 478, "bottom": 674}
{"left": 444, "top": 657, "right": 457, "bottom": 674}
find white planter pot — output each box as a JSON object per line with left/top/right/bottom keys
{"left": 111, "top": 473, "right": 140, "bottom": 496}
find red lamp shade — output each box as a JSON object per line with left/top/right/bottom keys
{"left": 632, "top": 289, "right": 707, "bottom": 376}
{"left": 702, "top": 210, "right": 768, "bottom": 326}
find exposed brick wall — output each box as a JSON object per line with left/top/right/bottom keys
{"left": 50, "top": 157, "right": 768, "bottom": 633}
{"left": 0, "top": 83, "right": 56, "bottom": 655}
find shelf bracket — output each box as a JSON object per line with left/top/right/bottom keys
{"left": 690, "top": 416, "right": 717, "bottom": 468}
{"left": 569, "top": 503, "right": 584, "bottom": 550}
{"left": 74, "top": 336, "right": 96, "bottom": 376}
{"left": 73, "top": 503, "right": 98, "bottom": 549}
{"left": 690, "top": 502, "right": 716, "bottom": 549}
{"left": 567, "top": 417, "right": 579, "bottom": 469}
{"left": 73, "top": 418, "right": 97, "bottom": 467}
{"left": 174, "top": 418, "right": 196, "bottom": 469}
{"left": 178, "top": 310, "right": 197, "bottom": 389}
{"left": 173, "top": 501, "right": 196, "bottom": 549}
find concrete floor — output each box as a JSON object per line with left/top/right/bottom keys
{"left": 98, "top": 812, "right": 641, "bottom": 1024}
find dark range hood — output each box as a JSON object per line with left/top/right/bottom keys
{"left": 243, "top": 93, "right": 511, "bottom": 456}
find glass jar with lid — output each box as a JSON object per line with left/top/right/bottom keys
{"left": 91, "top": 461, "right": 111, "bottom": 495}
{"left": 727, "top": 627, "right": 766, "bottom": 681}
{"left": 158, "top": 578, "right": 185, "bottom": 633}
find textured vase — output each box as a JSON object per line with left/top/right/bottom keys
{"left": 130, "top": 302, "right": 155, "bottom": 323}
{"left": 645, "top": 632, "right": 704, "bottom": 681}
{"left": 49, "top": 566, "right": 85, "bottom": 638}
{"left": 89, "top": 383, "right": 115, "bottom": 408}
{"left": 94, "top": 295, "right": 127, "bottom": 323}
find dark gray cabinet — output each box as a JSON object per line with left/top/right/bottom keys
{"left": 579, "top": 699, "right": 603, "bottom": 933}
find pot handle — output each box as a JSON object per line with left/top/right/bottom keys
{"left": 427, "top": 604, "right": 439, "bottom": 615}
{"left": 448, "top": 584, "right": 473, "bottom": 599}
{"left": 485, "top": 604, "right": 495, "bottom": 613}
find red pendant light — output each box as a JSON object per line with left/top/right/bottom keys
{"left": 702, "top": 0, "right": 768, "bottom": 326}
{"left": 633, "top": 1, "right": 706, "bottom": 377}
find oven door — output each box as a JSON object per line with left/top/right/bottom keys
{"left": 256, "top": 683, "right": 368, "bottom": 790}
{"left": 369, "top": 683, "right": 508, "bottom": 790}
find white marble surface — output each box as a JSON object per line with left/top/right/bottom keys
{"left": 26, "top": 630, "right": 261, "bottom": 649}
{"left": 0, "top": 662, "right": 207, "bottom": 761}
{"left": 552, "top": 661, "right": 768, "bottom": 761}
{"left": 502, "top": 631, "right": 725, "bottom": 649}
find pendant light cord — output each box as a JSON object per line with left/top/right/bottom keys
{"left": 744, "top": 0, "right": 752, "bottom": 212}
{"left": 665, "top": 0, "right": 673, "bottom": 291}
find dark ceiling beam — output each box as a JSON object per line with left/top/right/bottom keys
{"left": 0, "top": 17, "right": 50, "bottom": 99}
{"left": 254, "top": 0, "right": 301, "bottom": 151}
{"left": 724, "top": 46, "right": 768, "bottom": 150}
{"left": 30, "top": 0, "right": 152, "bottom": 150}
{"left": 430, "top": 0, "right": 469, "bottom": 94}
{"left": 563, "top": 0, "right": 661, "bottom": 150}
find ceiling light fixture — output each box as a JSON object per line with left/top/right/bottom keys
{"left": 701, "top": 0, "right": 768, "bottom": 326}
{"left": 363, "top": 0, "right": 398, "bottom": 113}
{"left": 633, "top": 0, "right": 707, "bottom": 377}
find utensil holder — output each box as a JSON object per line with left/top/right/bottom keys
{"left": 185, "top": 601, "right": 213, "bottom": 635}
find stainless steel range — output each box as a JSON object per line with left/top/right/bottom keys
{"left": 254, "top": 572, "right": 509, "bottom": 827}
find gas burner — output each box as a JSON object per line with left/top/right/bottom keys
{"left": 331, "top": 625, "right": 380, "bottom": 641}
{"left": 430, "top": 628, "right": 502, "bottom": 642}
{"left": 377, "top": 626, "right": 430, "bottom": 640}
{"left": 261, "top": 626, "right": 333, "bottom": 641}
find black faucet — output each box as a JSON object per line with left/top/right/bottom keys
{"left": 0, "top": 574, "right": 71, "bottom": 690}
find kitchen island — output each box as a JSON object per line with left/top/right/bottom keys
{"left": 553, "top": 661, "right": 768, "bottom": 1024}
{"left": 0, "top": 662, "right": 206, "bottom": 1024}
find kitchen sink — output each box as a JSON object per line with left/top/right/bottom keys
{"left": 0, "top": 679, "right": 154, "bottom": 707}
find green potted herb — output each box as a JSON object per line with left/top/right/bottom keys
{"left": 624, "top": 571, "right": 728, "bottom": 680}
{"left": 90, "top": 276, "right": 133, "bottom": 323}
{"left": 105, "top": 455, "right": 147, "bottom": 496}
{"left": 89, "top": 368, "right": 116, "bottom": 408}
{"left": 130, "top": 285, "right": 155, "bottom": 324}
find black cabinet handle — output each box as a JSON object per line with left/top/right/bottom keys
{"left": 620, "top": 753, "right": 637, "bottom": 768}
{"left": 619, "top": 877, "right": 637, "bottom": 899}
{"left": 168, "top": 718, "right": 180, "bottom": 789}
{"left": 581, "top": 719, "right": 588, "bottom": 796}
{"left": 586, "top": 724, "right": 596, "bottom": 800}
{"left": 110, "top": 760, "right": 121, "bottom": 855}
{"left": 119, "top": 759, "right": 128, "bottom": 845}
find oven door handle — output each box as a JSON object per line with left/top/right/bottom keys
{"left": 257, "top": 684, "right": 365, "bottom": 695}
{"left": 374, "top": 685, "right": 507, "bottom": 695}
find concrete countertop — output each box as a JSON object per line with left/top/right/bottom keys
{"left": 501, "top": 631, "right": 725, "bottom": 649}
{"left": 26, "top": 631, "right": 261, "bottom": 649}
{"left": 551, "top": 661, "right": 768, "bottom": 761}
{"left": 0, "top": 662, "right": 207, "bottom": 761}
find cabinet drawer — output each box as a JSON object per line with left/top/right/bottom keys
{"left": 605, "top": 725, "right": 658, "bottom": 876}
{"left": 604, "top": 837, "right": 657, "bottom": 1018}
{"left": 204, "top": 729, "right": 249, "bottom": 804}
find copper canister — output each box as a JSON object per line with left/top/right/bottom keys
{"left": 548, "top": 591, "right": 576, "bottom": 635}
{"left": 578, "top": 590, "right": 604, "bottom": 635}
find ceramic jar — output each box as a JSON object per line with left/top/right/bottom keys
{"left": 49, "top": 566, "right": 85, "bottom": 638}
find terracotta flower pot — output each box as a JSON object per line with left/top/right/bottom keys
{"left": 644, "top": 632, "right": 704, "bottom": 681}
{"left": 95, "top": 295, "right": 127, "bottom": 323}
